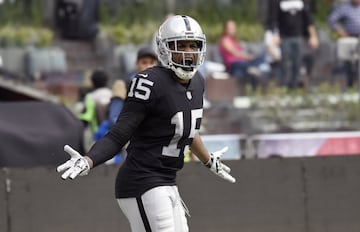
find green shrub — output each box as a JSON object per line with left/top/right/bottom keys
{"left": 102, "top": 21, "right": 264, "bottom": 45}
{"left": 0, "top": 25, "right": 53, "bottom": 47}
{"left": 102, "top": 22, "right": 158, "bottom": 45}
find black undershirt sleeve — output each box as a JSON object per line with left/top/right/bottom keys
{"left": 86, "top": 99, "right": 147, "bottom": 166}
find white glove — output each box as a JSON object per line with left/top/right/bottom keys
{"left": 204, "top": 147, "right": 236, "bottom": 183}
{"left": 56, "top": 145, "right": 90, "bottom": 180}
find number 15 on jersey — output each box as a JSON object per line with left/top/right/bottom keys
{"left": 162, "top": 109, "right": 203, "bottom": 158}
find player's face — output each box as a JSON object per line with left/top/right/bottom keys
{"left": 136, "top": 56, "right": 158, "bottom": 72}
{"left": 169, "top": 40, "right": 199, "bottom": 68}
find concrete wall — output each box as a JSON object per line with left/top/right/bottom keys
{"left": 1, "top": 156, "right": 360, "bottom": 232}
{"left": 0, "top": 168, "right": 7, "bottom": 231}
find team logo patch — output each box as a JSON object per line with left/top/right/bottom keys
{"left": 186, "top": 91, "right": 192, "bottom": 100}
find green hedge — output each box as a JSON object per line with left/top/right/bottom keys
{"left": 0, "top": 0, "right": 334, "bottom": 27}
{"left": 102, "top": 21, "right": 264, "bottom": 45}
{"left": 249, "top": 82, "right": 360, "bottom": 124}
{"left": 0, "top": 0, "right": 335, "bottom": 46}
{"left": 0, "top": 25, "right": 53, "bottom": 47}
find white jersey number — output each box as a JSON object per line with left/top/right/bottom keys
{"left": 128, "top": 77, "right": 154, "bottom": 100}
{"left": 162, "top": 109, "right": 203, "bottom": 157}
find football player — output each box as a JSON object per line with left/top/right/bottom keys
{"left": 57, "top": 15, "right": 236, "bottom": 232}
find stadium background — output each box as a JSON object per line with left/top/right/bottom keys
{"left": 0, "top": 0, "right": 360, "bottom": 231}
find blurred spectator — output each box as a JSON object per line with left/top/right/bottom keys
{"left": 218, "top": 19, "right": 270, "bottom": 92}
{"left": 266, "top": 0, "right": 319, "bottom": 89}
{"left": 304, "top": 0, "right": 317, "bottom": 15}
{"left": 264, "top": 29, "right": 282, "bottom": 80}
{"left": 332, "top": 0, "right": 353, "bottom": 8}
{"left": 79, "top": 69, "right": 112, "bottom": 133}
{"left": 93, "top": 79, "right": 127, "bottom": 165}
{"left": 327, "top": 0, "right": 360, "bottom": 88}
{"left": 108, "top": 80, "right": 127, "bottom": 127}
{"left": 55, "top": 0, "right": 100, "bottom": 41}
{"left": 126, "top": 46, "right": 158, "bottom": 86}
{"left": 265, "top": 30, "right": 282, "bottom": 63}
{"left": 300, "top": 0, "right": 318, "bottom": 89}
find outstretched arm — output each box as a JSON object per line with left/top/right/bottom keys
{"left": 57, "top": 95, "right": 147, "bottom": 179}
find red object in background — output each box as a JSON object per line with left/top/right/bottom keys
{"left": 316, "top": 137, "right": 360, "bottom": 156}
{"left": 255, "top": 132, "right": 360, "bottom": 158}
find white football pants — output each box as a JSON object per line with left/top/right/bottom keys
{"left": 117, "top": 186, "right": 189, "bottom": 232}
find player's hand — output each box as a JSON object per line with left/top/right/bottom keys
{"left": 56, "top": 145, "right": 90, "bottom": 180}
{"left": 204, "top": 147, "right": 236, "bottom": 183}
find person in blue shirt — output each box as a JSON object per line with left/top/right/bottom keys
{"left": 328, "top": 0, "right": 360, "bottom": 88}
{"left": 93, "top": 79, "right": 127, "bottom": 164}
{"left": 93, "top": 80, "right": 127, "bottom": 139}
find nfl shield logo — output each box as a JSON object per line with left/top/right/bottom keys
{"left": 186, "top": 91, "right": 192, "bottom": 100}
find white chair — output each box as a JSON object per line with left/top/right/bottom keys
{"left": 336, "top": 37, "right": 359, "bottom": 61}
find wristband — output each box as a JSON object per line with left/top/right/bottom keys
{"left": 204, "top": 154, "right": 213, "bottom": 168}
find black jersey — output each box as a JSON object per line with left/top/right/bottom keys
{"left": 266, "top": 0, "right": 313, "bottom": 37}
{"left": 87, "top": 66, "right": 204, "bottom": 198}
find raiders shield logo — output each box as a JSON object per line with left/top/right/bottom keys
{"left": 186, "top": 91, "right": 192, "bottom": 100}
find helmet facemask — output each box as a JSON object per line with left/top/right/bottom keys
{"left": 166, "top": 40, "right": 206, "bottom": 80}
{"left": 156, "top": 15, "right": 207, "bottom": 80}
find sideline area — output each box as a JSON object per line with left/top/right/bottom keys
{"left": 1, "top": 156, "right": 360, "bottom": 232}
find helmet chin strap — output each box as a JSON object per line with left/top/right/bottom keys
{"left": 174, "top": 64, "right": 194, "bottom": 72}
{"left": 171, "top": 65, "right": 196, "bottom": 80}
{"left": 171, "top": 56, "right": 196, "bottom": 80}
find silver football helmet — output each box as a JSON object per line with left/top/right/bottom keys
{"left": 156, "top": 15, "right": 206, "bottom": 80}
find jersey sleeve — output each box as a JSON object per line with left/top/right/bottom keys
{"left": 127, "top": 72, "right": 157, "bottom": 103}
{"left": 86, "top": 73, "right": 158, "bottom": 166}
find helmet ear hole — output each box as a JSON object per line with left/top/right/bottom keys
{"left": 156, "top": 15, "right": 206, "bottom": 80}
{"left": 167, "top": 41, "right": 175, "bottom": 50}
{"left": 196, "top": 41, "right": 203, "bottom": 50}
